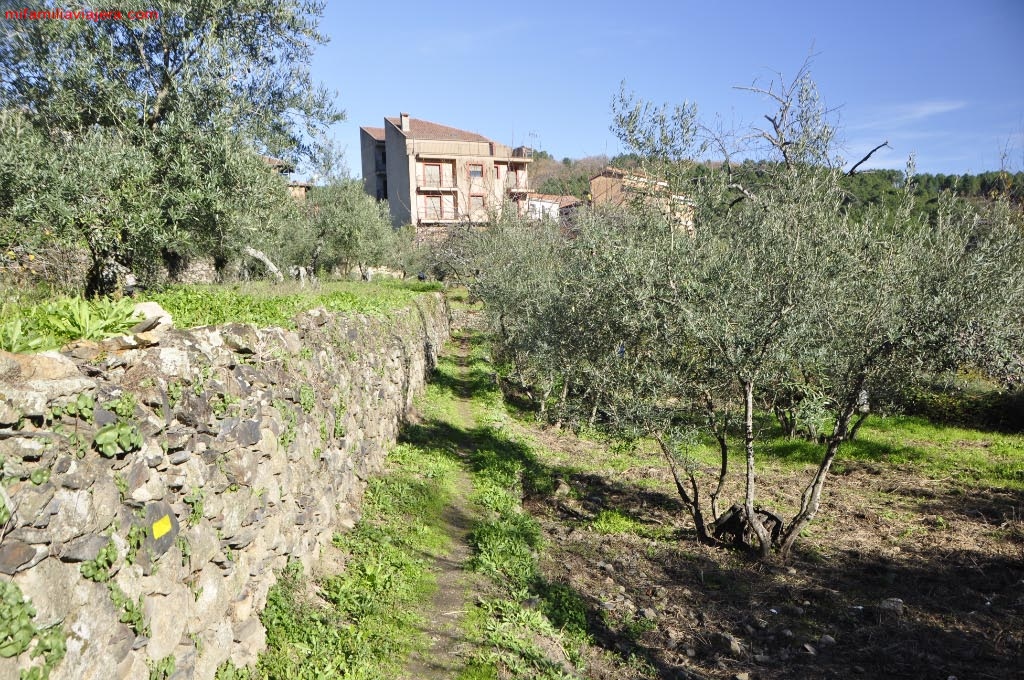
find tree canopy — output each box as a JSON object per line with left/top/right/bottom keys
{"left": 464, "top": 69, "right": 1024, "bottom": 559}
{"left": 0, "top": 0, "right": 344, "bottom": 294}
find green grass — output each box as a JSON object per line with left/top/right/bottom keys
{"left": 417, "top": 333, "right": 592, "bottom": 679}
{"left": 754, "top": 415, "right": 1024, "bottom": 489}
{"left": 254, "top": 443, "right": 460, "bottom": 679}
{"left": 145, "top": 280, "right": 436, "bottom": 329}
{"left": 0, "top": 279, "right": 439, "bottom": 352}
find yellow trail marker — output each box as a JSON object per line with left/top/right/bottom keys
{"left": 152, "top": 514, "right": 172, "bottom": 540}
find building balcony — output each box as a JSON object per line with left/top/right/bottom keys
{"left": 417, "top": 182, "right": 458, "bottom": 192}
{"left": 504, "top": 179, "right": 530, "bottom": 192}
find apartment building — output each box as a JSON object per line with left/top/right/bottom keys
{"left": 360, "top": 113, "right": 531, "bottom": 235}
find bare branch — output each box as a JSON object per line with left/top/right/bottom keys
{"left": 847, "top": 141, "right": 891, "bottom": 176}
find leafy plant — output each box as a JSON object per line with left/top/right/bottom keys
{"left": 0, "top": 318, "right": 48, "bottom": 354}
{"left": 184, "top": 489, "right": 204, "bottom": 526}
{"left": 299, "top": 385, "right": 316, "bottom": 414}
{"left": 148, "top": 655, "right": 175, "bottom": 680}
{"left": 107, "top": 392, "right": 138, "bottom": 419}
{"left": 274, "top": 399, "right": 297, "bottom": 450}
{"left": 62, "top": 393, "right": 95, "bottom": 422}
{"left": 0, "top": 581, "right": 66, "bottom": 680}
{"left": 167, "top": 381, "right": 183, "bottom": 408}
{"left": 113, "top": 472, "right": 128, "bottom": 502}
{"left": 125, "top": 524, "right": 147, "bottom": 565}
{"left": 80, "top": 541, "right": 118, "bottom": 582}
{"left": 108, "top": 583, "right": 148, "bottom": 636}
{"left": 92, "top": 422, "right": 143, "bottom": 458}
{"left": 42, "top": 297, "right": 140, "bottom": 342}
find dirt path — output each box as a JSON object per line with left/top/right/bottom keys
{"left": 400, "top": 336, "right": 488, "bottom": 680}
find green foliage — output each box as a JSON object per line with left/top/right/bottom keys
{"left": 214, "top": 661, "right": 252, "bottom": 680}
{"left": 184, "top": 489, "right": 205, "bottom": 527}
{"left": 126, "top": 525, "right": 147, "bottom": 566}
{"left": 299, "top": 385, "right": 316, "bottom": 414}
{"left": 0, "top": 319, "right": 47, "bottom": 354}
{"left": 113, "top": 473, "right": 128, "bottom": 502}
{"left": 1, "top": 0, "right": 342, "bottom": 294}
{"left": 270, "top": 179, "right": 398, "bottom": 276}
{"left": 108, "top": 583, "right": 148, "bottom": 636}
{"left": 274, "top": 400, "right": 298, "bottom": 450}
{"left": 257, "top": 442, "right": 459, "bottom": 679}
{"left": 210, "top": 393, "right": 239, "bottom": 418}
{"left": 108, "top": 392, "right": 138, "bottom": 420}
{"left": 468, "top": 68, "right": 1024, "bottom": 559}
{"left": 167, "top": 382, "right": 183, "bottom": 409}
{"left": 0, "top": 581, "right": 37, "bottom": 658}
{"left": 0, "top": 581, "right": 66, "bottom": 680}
{"left": 62, "top": 393, "right": 95, "bottom": 422}
{"left": 93, "top": 422, "right": 143, "bottom": 458}
{"left": 145, "top": 281, "right": 431, "bottom": 330}
{"left": 79, "top": 541, "right": 118, "bottom": 582}
{"left": 0, "top": 297, "right": 140, "bottom": 353}
{"left": 148, "top": 655, "right": 175, "bottom": 680}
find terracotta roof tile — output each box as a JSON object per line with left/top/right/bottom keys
{"left": 385, "top": 116, "right": 491, "bottom": 143}
{"left": 360, "top": 126, "right": 385, "bottom": 141}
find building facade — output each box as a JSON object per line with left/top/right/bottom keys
{"left": 360, "top": 113, "right": 531, "bottom": 235}
{"left": 590, "top": 166, "right": 694, "bottom": 235}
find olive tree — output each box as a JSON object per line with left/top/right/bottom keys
{"left": 472, "top": 69, "right": 1024, "bottom": 559}
{"left": 0, "top": 0, "right": 342, "bottom": 294}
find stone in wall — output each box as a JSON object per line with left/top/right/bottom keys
{"left": 0, "top": 293, "right": 449, "bottom": 679}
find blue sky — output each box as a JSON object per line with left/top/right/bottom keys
{"left": 313, "top": 0, "right": 1024, "bottom": 177}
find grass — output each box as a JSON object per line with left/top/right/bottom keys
{"left": 145, "top": 279, "right": 438, "bottom": 329}
{"left": 512, "top": 410, "right": 1024, "bottom": 493}
{"left": 418, "top": 331, "right": 593, "bottom": 679}
{"left": 254, "top": 443, "right": 461, "bottom": 679}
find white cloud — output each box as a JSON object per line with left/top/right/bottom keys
{"left": 847, "top": 100, "right": 967, "bottom": 132}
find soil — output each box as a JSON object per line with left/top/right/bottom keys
{"left": 403, "top": 326, "right": 1024, "bottom": 679}
{"left": 517, "top": 423, "right": 1024, "bottom": 680}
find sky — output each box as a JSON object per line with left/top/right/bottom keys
{"left": 313, "top": 0, "right": 1024, "bottom": 178}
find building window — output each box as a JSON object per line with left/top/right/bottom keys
{"left": 424, "top": 195, "right": 442, "bottom": 220}
{"left": 470, "top": 195, "right": 485, "bottom": 212}
{"left": 423, "top": 163, "right": 441, "bottom": 187}
{"left": 468, "top": 164, "right": 483, "bottom": 179}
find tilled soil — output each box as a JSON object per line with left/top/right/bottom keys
{"left": 515, "top": 423, "right": 1024, "bottom": 680}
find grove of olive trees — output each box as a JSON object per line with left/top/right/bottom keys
{"left": 464, "top": 70, "right": 1024, "bottom": 559}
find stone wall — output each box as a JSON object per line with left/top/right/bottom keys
{"left": 0, "top": 294, "right": 449, "bottom": 679}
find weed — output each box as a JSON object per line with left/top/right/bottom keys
{"left": 147, "top": 655, "right": 175, "bottom": 680}
{"left": 176, "top": 535, "right": 191, "bottom": 568}
{"left": 274, "top": 399, "right": 297, "bottom": 450}
{"left": 109, "top": 583, "right": 148, "bottom": 636}
{"left": 184, "top": 489, "right": 204, "bottom": 526}
{"left": 256, "top": 443, "right": 458, "bottom": 679}
{"left": 92, "top": 421, "right": 142, "bottom": 458}
{"left": 214, "top": 660, "right": 251, "bottom": 679}
{"left": 210, "top": 393, "right": 239, "bottom": 417}
{"left": 80, "top": 541, "right": 117, "bottom": 582}
{"left": 113, "top": 472, "right": 128, "bottom": 501}
{"left": 107, "top": 391, "right": 137, "bottom": 419}
{"left": 299, "top": 385, "right": 315, "bottom": 414}
{"left": 126, "top": 524, "right": 146, "bottom": 565}
{"left": 167, "top": 381, "right": 182, "bottom": 408}
{"left": 0, "top": 581, "right": 65, "bottom": 680}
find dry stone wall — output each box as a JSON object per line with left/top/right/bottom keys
{"left": 0, "top": 293, "right": 449, "bottom": 680}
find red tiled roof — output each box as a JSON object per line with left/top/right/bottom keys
{"left": 385, "top": 116, "right": 491, "bottom": 143}
{"left": 361, "top": 126, "right": 385, "bottom": 142}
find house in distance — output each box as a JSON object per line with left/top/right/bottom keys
{"left": 360, "top": 113, "right": 532, "bottom": 238}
